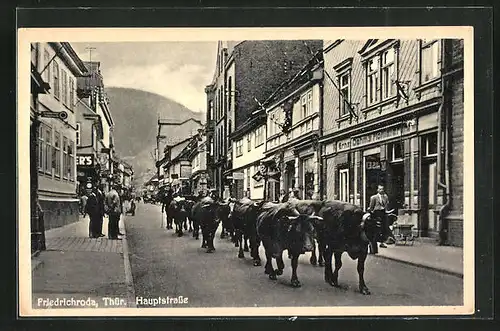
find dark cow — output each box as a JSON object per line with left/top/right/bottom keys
{"left": 190, "top": 196, "right": 220, "bottom": 253}
{"left": 183, "top": 198, "right": 195, "bottom": 232}
{"left": 256, "top": 202, "right": 322, "bottom": 287}
{"left": 289, "top": 199, "right": 380, "bottom": 295}
{"left": 167, "top": 199, "right": 188, "bottom": 237}
{"left": 161, "top": 189, "right": 174, "bottom": 229}
{"left": 217, "top": 200, "right": 234, "bottom": 240}
{"left": 231, "top": 198, "right": 263, "bottom": 265}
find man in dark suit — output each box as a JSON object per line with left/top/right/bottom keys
{"left": 368, "top": 184, "right": 391, "bottom": 253}
{"left": 85, "top": 187, "right": 101, "bottom": 238}
{"left": 95, "top": 185, "right": 106, "bottom": 237}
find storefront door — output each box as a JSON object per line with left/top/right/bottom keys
{"left": 285, "top": 161, "right": 295, "bottom": 191}
{"left": 364, "top": 154, "right": 386, "bottom": 210}
{"left": 387, "top": 162, "right": 405, "bottom": 213}
{"left": 420, "top": 160, "right": 437, "bottom": 237}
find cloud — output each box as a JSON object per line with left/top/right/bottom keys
{"left": 103, "top": 63, "right": 211, "bottom": 112}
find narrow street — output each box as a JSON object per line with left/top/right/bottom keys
{"left": 126, "top": 203, "right": 463, "bottom": 308}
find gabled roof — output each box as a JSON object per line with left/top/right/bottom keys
{"left": 358, "top": 39, "right": 378, "bottom": 55}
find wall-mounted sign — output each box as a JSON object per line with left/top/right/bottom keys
{"left": 336, "top": 120, "right": 416, "bottom": 153}
{"left": 76, "top": 154, "right": 95, "bottom": 167}
{"left": 98, "top": 153, "right": 109, "bottom": 169}
{"left": 232, "top": 172, "right": 245, "bottom": 180}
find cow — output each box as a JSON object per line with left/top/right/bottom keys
{"left": 167, "top": 198, "right": 189, "bottom": 237}
{"left": 230, "top": 198, "right": 263, "bottom": 265}
{"left": 288, "top": 199, "right": 380, "bottom": 295}
{"left": 217, "top": 199, "right": 234, "bottom": 240}
{"left": 256, "top": 201, "right": 323, "bottom": 288}
{"left": 190, "top": 196, "right": 220, "bottom": 253}
{"left": 161, "top": 189, "right": 174, "bottom": 229}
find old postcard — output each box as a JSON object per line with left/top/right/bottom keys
{"left": 18, "top": 27, "right": 474, "bottom": 316}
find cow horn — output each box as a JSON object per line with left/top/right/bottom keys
{"left": 310, "top": 215, "right": 323, "bottom": 221}
{"left": 287, "top": 215, "right": 299, "bottom": 220}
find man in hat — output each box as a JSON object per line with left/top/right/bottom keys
{"left": 85, "top": 186, "right": 102, "bottom": 238}
{"left": 105, "top": 184, "right": 123, "bottom": 240}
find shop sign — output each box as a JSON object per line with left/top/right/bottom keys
{"left": 232, "top": 172, "right": 245, "bottom": 180}
{"left": 98, "top": 153, "right": 109, "bottom": 170}
{"left": 336, "top": 121, "right": 416, "bottom": 152}
{"left": 76, "top": 154, "right": 94, "bottom": 167}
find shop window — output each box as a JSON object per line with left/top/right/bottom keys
{"left": 235, "top": 139, "right": 243, "bottom": 157}
{"left": 246, "top": 167, "right": 251, "bottom": 190}
{"left": 53, "top": 131, "right": 61, "bottom": 177}
{"left": 302, "top": 157, "right": 315, "bottom": 199}
{"left": 423, "top": 133, "right": 438, "bottom": 156}
{"left": 53, "top": 61, "right": 60, "bottom": 100}
{"left": 247, "top": 133, "right": 252, "bottom": 152}
{"left": 388, "top": 141, "right": 404, "bottom": 162}
{"left": 339, "top": 72, "right": 351, "bottom": 116}
{"left": 339, "top": 168, "right": 349, "bottom": 202}
{"left": 420, "top": 39, "right": 440, "bottom": 84}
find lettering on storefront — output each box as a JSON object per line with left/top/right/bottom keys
{"left": 336, "top": 121, "right": 416, "bottom": 152}
{"left": 76, "top": 154, "right": 94, "bottom": 167}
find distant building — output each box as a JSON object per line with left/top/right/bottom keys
{"left": 187, "top": 130, "right": 208, "bottom": 196}
{"left": 205, "top": 40, "right": 323, "bottom": 199}
{"left": 262, "top": 52, "right": 324, "bottom": 202}
{"left": 32, "top": 42, "right": 88, "bottom": 231}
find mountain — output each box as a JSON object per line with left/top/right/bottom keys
{"left": 106, "top": 87, "right": 204, "bottom": 186}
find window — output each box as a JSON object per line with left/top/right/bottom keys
{"left": 44, "top": 126, "right": 52, "bottom": 174}
{"left": 381, "top": 48, "right": 395, "bottom": 99}
{"left": 53, "top": 61, "right": 60, "bottom": 99}
{"left": 228, "top": 77, "right": 232, "bottom": 112}
{"left": 339, "top": 72, "right": 350, "bottom": 116}
{"left": 68, "top": 139, "right": 75, "bottom": 180}
{"left": 53, "top": 131, "right": 61, "bottom": 177}
{"left": 339, "top": 169, "right": 349, "bottom": 202}
{"left": 255, "top": 126, "right": 264, "bottom": 147}
{"left": 61, "top": 70, "right": 68, "bottom": 106}
{"left": 388, "top": 141, "right": 404, "bottom": 162}
{"left": 76, "top": 122, "right": 81, "bottom": 146}
{"left": 423, "top": 133, "right": 438, "bottom": 157}
{"left": 38, "top": 124, "right": 45, "bottom": 171}
{"left": 235, "top": 139, "right": 243, "bottom": 157}
{"left": 209, "top": 100, "right": 214, "bottom": 121}
{"left": 69, "top": 77, "right": 75, "bottom": 109}
{"left": 300, "top": 91, "right": 313, "bottom": 119}
{"left": 247, "top": 133, "right": 252, "bottom": 152}
{"left": 421, "top": 39, "right": 440, "bottom": 83}
{"left": 367, "top": 57, "right": 379, "bottom": 105}
{"left": 62, "top": 137, "right": 68, "bottom": 179}
{"left": 43, "top": 50, "right": 51, "bottom": 82}
{"left": 209, "top": 138, "right": 213, "bottom": 156}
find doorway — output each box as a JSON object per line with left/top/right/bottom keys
{"left": 420, "top": 159, "right": 437, "bottom": 237}
{"left": 387, "top": 162, "right": 405, "bottom": 214}
{"left": 364, "top": 154, "right": 386, "bottom": 210}
{"left": 285, "top": 161, "right": 295, "bottom": 192}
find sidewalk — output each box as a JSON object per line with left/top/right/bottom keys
{"left": 374, "top": 239, "right": 463, "bottom": 278}
{"left": 31, "top": 214, "right": 136, "bottom": 309}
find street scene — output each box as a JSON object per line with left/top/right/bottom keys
{"left": 28, "top": 37, "right": 465, "bottom": 311}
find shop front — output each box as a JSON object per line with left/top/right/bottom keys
{"left": 76, "top": 153, "right": 99, "bottom": 195}
{"left": 324, "top": 113, "right": 441, "bottom": 238}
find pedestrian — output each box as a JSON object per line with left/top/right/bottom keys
{"left": 368, "top": 184, "right": 391, "bottom": 253}
{"left": 85, "top": 187, "right": 101, "bottom": 238}
{"left": 96, "top": 185, "right": 106, "bottom": 237}
{"left": 105, "top": 184, "right": 123, "bottom": 240}
{"left": 80, "top": 194, "right": 88, "bottom": 217}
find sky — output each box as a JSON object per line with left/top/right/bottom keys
{"left": 72, "top": 42, "right": 218, "bottom": 113}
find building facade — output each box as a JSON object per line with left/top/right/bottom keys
{"left": 33, "top": 42, "right": 88, "bottom": 230}
{"left": 188, "top": 130, "right": 208, "bottom": 196}
{"left": 263, "top": 53, "right": 324, "bottom": 202}
{"left": 320, "top": 39, "right": 464, "bottom": 246}
{"left": 231, "top": 116, "right": 266, "bottom": 201}
{"left": 205, "top": 40, "right": 323, "bottom": 199}
{"left": 75, "top": 61, "right": 115, "bottom": 195}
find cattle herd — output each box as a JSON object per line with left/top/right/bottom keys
{"left": 162, "top": 195, "right": 385, "bottom": 295}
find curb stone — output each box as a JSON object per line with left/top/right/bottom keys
{"left": 373, "top": 254, "right": 463, "bottom": 278}
{"left": 121, "top": 215, "right": 137, "bottom": 308}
